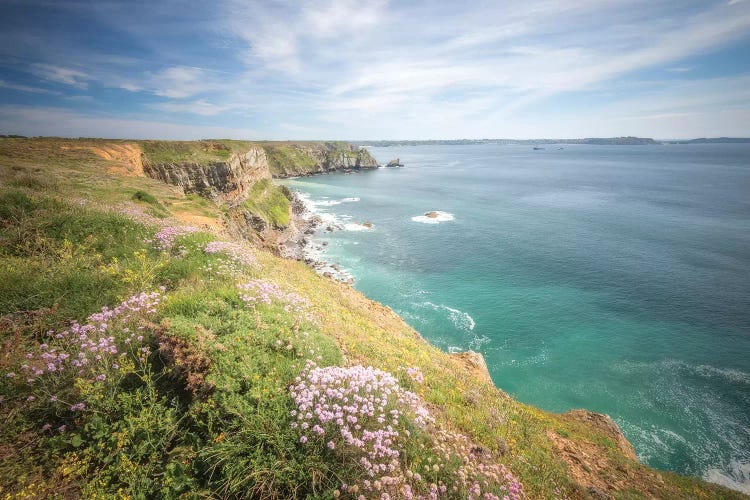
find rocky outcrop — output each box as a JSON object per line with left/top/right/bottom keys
{"left": 142, "top": 147, "right": 271, "bottom": 202}
{"left": 563, "top": 409, "right": 637, "bottom": 460}
{"left": 450, "top": 350, "right": 493, "bottom": 385}
{"left": 264, "top": 143, "right": 380, "bottom": 178}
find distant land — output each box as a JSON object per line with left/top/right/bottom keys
{"left": 357, "top": 137, "right": 750, "bottom": 147}
{"left": 3, "top": 135, "right": 749, "bottom": 145}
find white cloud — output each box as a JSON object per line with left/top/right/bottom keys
{"left": 115, "top": 66, "right": 226, "bottom": 99}
{"left": 0, "top": 79, "right": 58, "bottom": 94}
{"left": 155, "top": 99, "right": 235, "bottom": 116}
{"left": 0, "top": 105, "right": 261, "bottom": 140}
{"left": 29, "top": 63, "right": 90, "bottom": 88}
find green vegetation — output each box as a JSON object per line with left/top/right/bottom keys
{"left": 138, "top": 140, "right": 257, "bottom": 164}
{"left": 263, "top": 143, "right": 319, "bottom": 177}
{"left": 242, "top": 178, "right": 291, "bottom": 227}
{"left": 0, "top": 137, "right": 744, "bottom": 499}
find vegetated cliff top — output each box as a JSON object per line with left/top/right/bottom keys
{"left": 0, "top": 137, "right": 744, "bottom": 499}
{"left": 136, "top": 139, "right": 379, "bottom": 178}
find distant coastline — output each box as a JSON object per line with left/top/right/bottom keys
{"left": 357, "top": 136, "right": 750, "bottom": 147}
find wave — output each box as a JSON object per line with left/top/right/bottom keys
{"left": 343, "top": 223, "right": 373, "bottom": 232}
{"left": 614, "top": 359, "right": 750, "bottom": 385}
{"left": 311, "top": 199, "right": 342, "bottom": 206}
{"left": 341, "top": 197, "right": 360, "bottom": 202}
{"left": 411, "top": 211, "right": 455, "bottom": 224}
{"left": 704, "top": 461, "right": 750, "bottom": 494}
{"left": 419, "top": 301, "right": 475, "bottom": 332}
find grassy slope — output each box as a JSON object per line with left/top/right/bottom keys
{"left": 0, "top": 138, "right": 744, "bottom": 499}
{"left": 242, "top": 178, "right": 291, "bottom": 227}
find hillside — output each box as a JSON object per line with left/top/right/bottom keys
{"left": 0, "top": 138, "right": 744, "bottom": 499}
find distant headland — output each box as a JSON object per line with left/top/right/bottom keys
{"left": 357, "top": 137, "right": 750, "bottom": 147}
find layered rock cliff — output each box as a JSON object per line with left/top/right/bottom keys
{"left": 142, "top": 146, "right": 271, "bottom": 203}
{"left": 262, "top": 142, "right": 379, "bottom": 178}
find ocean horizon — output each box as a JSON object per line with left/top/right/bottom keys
{"left": 281, "top": 142, "right": 750, "bottom": 493}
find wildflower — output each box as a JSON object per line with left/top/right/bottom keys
{"left": 41, "top": 424, "right": 51, "bottom": 431}
{"left": 6, "top": 372, "right": 15, "bottom": 378}
{"left": 328, "top": 440, "right": 336, "bottom": 450}
{"left": 300, "top": 435, "right": 308, "bottom": 444}
{"left": 49, "top": 395, "right": 58, "bottom": 402}
{"left": 95, "top": 374, "right": 106, "bottom": 382}
{"left": 70, "top": 402, "right": 86, "bottom": 412}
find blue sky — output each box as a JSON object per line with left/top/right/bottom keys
{"left": 0, "top": 0, "right": 749, "bottom": 139}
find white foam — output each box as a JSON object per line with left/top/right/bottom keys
{"left": 313, "top": 199, "right": 342, "bottom": 206}
{"left": 411, "top": 211, "right": 455, "bottom": 224}
{"left": 704, "top": 461, "right": 750, "bottom": 494}
{"left": 341, "top": 197, "right": 360, "bottom": 202}
{"left": 421, "top": 301, "right": 475, "bottom": 332}
{"left": 343, "top": 223, "right": 373, "bottom": 232}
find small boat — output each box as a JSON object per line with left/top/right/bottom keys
{"left": 533, "top": 147, "right": 545, "bottom": 150}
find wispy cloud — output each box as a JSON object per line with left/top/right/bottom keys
{"left": 30, "top": 63, "right": 90, "bottom": 89}
{"left": 0, "top": 79, "right": 58, "bottom": 95}
{"left": 0, "top": 105, "right": 261, "bottom": 139}
{"left": 155, "top": 99, "right": 236, "bottom": 116}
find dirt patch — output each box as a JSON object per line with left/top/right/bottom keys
{"left": 173, "top": 210, "right": 225, "bottom": 233}
{"left": 61, "top": 143, "right": 144, "bottom": 177}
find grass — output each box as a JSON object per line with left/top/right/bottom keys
{"left": 138, "top": 140, "right": 257, "bottom": 164}
{"left": 0, "top": 137, "right": 745, "bottom": 499}
{"left": 263, "top": 144, "right": 320, "bottom": 177}
{"left": 242, "top": 178, "right": 292, "bottom": 227}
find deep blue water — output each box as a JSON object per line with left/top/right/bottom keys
{"left": 280, "top": 143, "right": 750, "bottom": 492}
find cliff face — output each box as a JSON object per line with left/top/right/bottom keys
{"left": 262, "top": 142, "right": 379, "bottom": 178}
{"left": 142, "top": 147, "right": 271, "bottom": 202}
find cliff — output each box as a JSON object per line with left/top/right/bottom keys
{"left": 138, "top": 140, "right": 379, "bottom": 254}
{"left": 0, "top": 137, "right": 744, "bottom": 500}
{"left": 262, "top": 141, "right": 380, "bottom": 177}
{"left": 142, "top": 145, "right": 271, "bottom": 202}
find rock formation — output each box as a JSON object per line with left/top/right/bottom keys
{"left": 142, "top": 147, "right": 271, "bottom": 203}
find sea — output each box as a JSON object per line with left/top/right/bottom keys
{"left": 279, "top": 143, "right": 750, "bottom": 493}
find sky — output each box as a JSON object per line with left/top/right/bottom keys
{"left": 0, "top": 0, "right": 749, "bottom": 140}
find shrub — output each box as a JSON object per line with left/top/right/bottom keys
{"left": 131, "top": 190, "right": 158, "bottom": 205}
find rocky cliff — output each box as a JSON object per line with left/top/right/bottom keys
{"left": 142, "top": 146, "right": 271, "bottom": 203}
{"left": 262, "top": 142, "right": 380, "bottom": 178}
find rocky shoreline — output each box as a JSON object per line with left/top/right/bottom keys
{"left": 278, "top": 190, "right": 356, "bottom": 284}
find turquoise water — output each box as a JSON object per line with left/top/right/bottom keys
{"left": 280, "top": 143, "right": 750, "bottom": 492}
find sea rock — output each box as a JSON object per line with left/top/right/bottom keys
{"left": 362, "top": 221, "right": 373, "bottom": 228}
{"left": 386, "top": 158, "right": 404, "bottom": 167}
{"left": 425, "top": 211, "right": 440, "bottom": 218}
